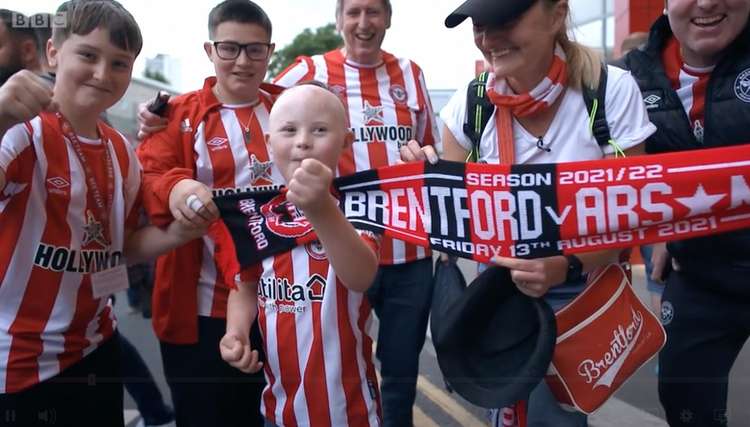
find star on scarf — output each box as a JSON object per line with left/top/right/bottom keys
{"left": 362, "top": 100, "right": 384, "bottom": 125}
{"left": 82, "top": 210, "right": 108, "bottom": 248}
{"left": 249, "top": 154, "right": 273, "bottom": 184}
{"left": 675, "top": 184, "right": 725, "bottom": 217}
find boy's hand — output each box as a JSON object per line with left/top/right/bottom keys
{"left": 136, "top": 100, "right": 168, "bottom": 140}
{"left": 399, "top": 139, "right": 438, "bottom": 164}
{"left": 169, "top": 179, "right": 220, "bottom": 229}
{"left": 286, "top": 158, "right": 334, "bottom": 215}
{"left": 219, "top": 332, "right": 263, "bottom": 374}
{"left": 0, "top": 70, "right": 57, "bottom": 133}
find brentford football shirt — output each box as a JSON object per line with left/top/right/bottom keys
{"left": 0, "top": 112, "right": 141, "bottom": 393}
{"left": 241, "top": 232, "right": 381, "bottom": 427}
{"left": 274, "top": 49, "right": 439, "bottom": 265}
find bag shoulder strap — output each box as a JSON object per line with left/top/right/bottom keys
{"left": 582, "top": 64, "right": 612, "bottom": 148}
{"left": 463, "top": 65, "right": 614, "bottom": 159}
{"left": 462, "top": 72, "right": 495, "bottom": 162}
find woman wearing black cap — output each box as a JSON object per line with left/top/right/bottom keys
{"left": 618, "top": 0, "right": 750, "bottom": 425}
{"left": 403, "top": 0, "right": 656, "bottom": 425}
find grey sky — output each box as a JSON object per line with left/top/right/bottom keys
{"left": 10, "top": 0, "right": 612, "bottom": 92}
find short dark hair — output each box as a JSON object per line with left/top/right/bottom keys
{"left": 0, "top": 9, "right": 38, "bottom": 49}
{"left": 208, "top": 0, "right": 272, "bottom": 40}
{"left": 52, "top": 0, "right": 143, "bottom": 56}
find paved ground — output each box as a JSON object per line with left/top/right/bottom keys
{"left": 115, "top": 262, "right": 750, "bottom": 426}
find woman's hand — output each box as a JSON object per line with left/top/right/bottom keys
{"left": 399, "top": 139, "right": 438, "bottom": 164}
{"left": 491, "top": 255, "right": 569, "bottom": 298}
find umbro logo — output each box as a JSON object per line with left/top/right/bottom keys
{"left": 207, "top": 137, "right": 228, "bottom": 150}
{"left": 47, "top": 177, "right": 70, "bottom": 196}
{"left": 47, "top": 177, "right": 70, "bottom": 189}
{"left": 643, "top": 94, "right": 662, "bottom": 110}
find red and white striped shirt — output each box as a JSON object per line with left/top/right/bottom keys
{"left": 242, "top": 235, "right": 381, "bottom": 427}
{"left": 192, "top": 97, "right": 284, "bottom": 318}
{"left": 139, "top": 78, "right": 284, "bottom": 330}
{"left": 0, "top": 112, "right": 141, "bottom": 393}
{"left": 274, "top": 49, "right": 439, "bottom": 265}
{"left": 663, "top": 37, "right": 714, "bottom": 144}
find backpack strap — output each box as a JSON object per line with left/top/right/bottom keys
{"left": 582, "top": 64, "right": 624, "bottom": 156}
{"left": 463, "top": 65, "right": 621, "bottom": 160}
{"left": 463, "top": 72, "right": 494, "bottom": 162}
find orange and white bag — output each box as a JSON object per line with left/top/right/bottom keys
{"left": 544, "top": 263, "right": 666, "bottom": 414}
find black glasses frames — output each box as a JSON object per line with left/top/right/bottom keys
{"left": 212, "top": 41, "right": 273, "bottom": 61}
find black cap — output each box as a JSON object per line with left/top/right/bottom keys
{"left": 445, "top": 0, "right": 537, "bottom": 28}
{"left": 431, "top": 266, "right": 556, "bottom": 408}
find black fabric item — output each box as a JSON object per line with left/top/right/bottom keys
{"left": 367, "top": 257, "right": 434, "bottom": 427}
{"left": 464, "top": 72, "right": 494, "bottom": 162}
{"left": 430, "top": 256, "right": 468, "bottom": 348}
{"left": 159, "top": 316, "right": 265, "bottom": 427}
{"left": 0, "top": 333, "right": 124, "bottom": 427}
{"left": 618, "top": 15, "right": 750, "bottom": 291}
{"left": 463, "top": 66, "right": 611, "bottom": 154}
{"left": 658, "top": 271, "right": 750, "bottom": 426}
{"left": 431, "top": 266, "right": 556, "bottom": 409}
{"left": 445, "top": 0, "right": 536, "bottom": 28}
{"left": 582, "top": 65, "right": 612, "bottom": 147}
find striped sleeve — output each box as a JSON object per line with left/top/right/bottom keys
{"left": 412, "top": 64, "right": 439, "bottom": 147}
{"left": 273, "top": 55, "right": 317, "bottom": 88}
{"left": 119, "top": 133, "right": 143, "bottom": 230}
{"left": 0, "top": 123, "right": 34, "bottom": 184}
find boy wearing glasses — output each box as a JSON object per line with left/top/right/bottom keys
{"left": 136, "top": 1, "right": 282, "bottom": 426}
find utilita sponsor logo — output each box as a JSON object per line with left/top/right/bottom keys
{"left": 577, "top": 308, "right": 644, "bottom": 388}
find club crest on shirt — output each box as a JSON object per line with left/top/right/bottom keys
{"left": 305, "top": 241, "right": 327, "bottom": 260}
{"left": 362, "top": 100, "right": 384, "bottom": 125}
{"left": 389, "top": 84, "right": 408, "bottom": 104}
{"left": 81, "top": 210, "right": 109, "bottom": 248}
{"left": 660, "top": 300, "right": 674, "bottom": 326}
{"left": 260, "top": 194, "right": 313, "bottom": 238}
{"left": 248, "top": 154, "right": 273, "bottom": 185}
{"left": 734, "top": 69, "right": 750, "bottom": 103}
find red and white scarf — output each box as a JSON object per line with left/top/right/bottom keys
{"left": 486, "top": 44, "right": 568, "bottom": 164}
{"left": 484, "top": 46, "right": 567, "bottom": 426}
{"left": 662, "top": 36, "right": 714, "bottom": 143}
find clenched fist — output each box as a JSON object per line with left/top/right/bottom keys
{"left": 0, "top": 70, "right": 57, "bottom": 134}
{"left": 285, "top": 158, "right": 335, "bottom": 215}
{"left": 219, "top": 332, "right": 263, "bottom": 374}
{"left": 168, "top": 179, "right": 219, "bottom": 229}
